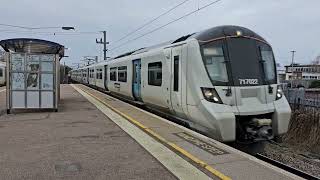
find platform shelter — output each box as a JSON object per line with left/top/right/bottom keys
{"left": 0, "top": 38, "right": 64, "bottom": 113}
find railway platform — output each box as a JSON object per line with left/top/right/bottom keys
{"left": 0, "top": 84, "right": 302, "bottom": 180}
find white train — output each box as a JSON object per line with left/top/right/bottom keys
{"left": 0, "top": 62, "right": 5, "bottom": 86}
{"left": 71, "top": 25, "right": 291, "bottom": 143}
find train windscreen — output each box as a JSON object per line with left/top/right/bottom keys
{"left": 200, "top": 38, "right": 277, "bottom": 86}
{"left": 200, "top": 40, "right": 229, "bottom": 86}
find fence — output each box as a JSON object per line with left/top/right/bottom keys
{"left": 283, "top": 87, "right": 320, "bottom": 109}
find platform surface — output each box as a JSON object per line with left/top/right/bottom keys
{"left": 0, "top": 85, "right": 302, "bottom": 180}
{"left": 0, "top": 85, "right": 176, "bottom": 180}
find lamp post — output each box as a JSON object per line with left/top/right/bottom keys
{"left": 290, "top": 50, "right": 296, "bottom": 88}
{"left": 0, "top": 24, "right": 75, "bottom": 31}
{"left": 96, "top": 31, "right": 109, "bottom": 60}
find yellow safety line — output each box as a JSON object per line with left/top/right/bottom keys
{"left": 74, "top": 84, "right": 231, "bottom": 180}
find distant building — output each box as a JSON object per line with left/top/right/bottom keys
{"left": 276, "top": 63, "right": 286, "bottom": 83}
{"left": 284, "top": 64, "right": 320, "bottom": 87}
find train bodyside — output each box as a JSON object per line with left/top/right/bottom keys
{"left": 71, "top": 25, "right": 291, "bottom": 143}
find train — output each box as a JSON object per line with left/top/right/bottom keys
{"left": 0, "top": 62, "right": 5, "bottom": 86}
{"left": 70, "top": 25, "right": 292, "bottom": 143}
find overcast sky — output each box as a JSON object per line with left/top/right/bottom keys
{"left": 0, "top": 0, "right": 319, "bottom": 67}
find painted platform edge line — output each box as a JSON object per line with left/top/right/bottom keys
{"left": 71, "top": 84, "right": 231, "bottom": 180}
{"left": 71, "top": 84, "right": 213, "bottom": 180}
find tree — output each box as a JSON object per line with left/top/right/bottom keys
{"left": 309, "top": 80, "right": 320, "bottom": 88}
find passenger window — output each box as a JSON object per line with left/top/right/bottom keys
{"left": 173, "top": 56, "right": 179, "bottom": 91}
{"left": 110, "top": 67, "right": 117, "bottom": 81}
{"left": 118, "top": 66, "right": 127, "bottom": 82}
{"left": 96, "top": 69, "right": 103, "bottom": 79}
{"left": 90, "top": 69, "right": 94, "bottom": 78}
{"left": 0, "top": 68, "right": 3, "bottom": 77}
{"left": 148, "top": 62, "right": 162, "bottom": 86}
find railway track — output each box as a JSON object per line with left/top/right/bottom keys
{"left": 79, "top": 83, "right": 319, "bottom": 179}
{"left": 256, "top": 153, "right": 320, "bottom": 180}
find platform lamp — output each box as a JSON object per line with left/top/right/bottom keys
{"left": 0, "top": 24, "right": 75, "bottom": 31}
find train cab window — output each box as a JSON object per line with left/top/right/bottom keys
{"left": 148, "top": 62, "right": 162, "bottom": 86}
{"left": 118, "top": 66, "right": 127, "bottom": 82}
{"left": 259, "top": 45, "right": 276, "bottom": 84}
{"left": 201, "top": 44, "right": 228, "bottom": 84}
{"left": 110, "top": 67, "right": 117, "bottom": 81}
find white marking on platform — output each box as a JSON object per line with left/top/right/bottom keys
{"left": 89, "top": 87, "right": 303, "bottom": 180}
{"left": 71, "top": 84, "right": 213, "bottom": 180}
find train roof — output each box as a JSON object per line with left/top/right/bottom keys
{"left": 110, "top": 25, "right": 267, "bottom": 60}
{"left": 192, "top": 25, "right": 266, "bottom": 42}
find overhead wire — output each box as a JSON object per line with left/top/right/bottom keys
{"left": 112, "top": 0, "right": 192, "bottom": 45}
{"left": 109, "top": 0, "right": 222, "bottom": 52}
{"left": 0, "top": 30, "right": 100, "bottom": 35}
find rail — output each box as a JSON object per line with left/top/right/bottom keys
{"left": 256, "top": 153, "right": 320, "bottom": 180}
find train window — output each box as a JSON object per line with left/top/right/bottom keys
{"left": 110, "top": 67, "right": 117, "bottom": 81}
{"left": 173, "top": 56, "right": 179, "bottom": 91}
{"left": 118, "top": 66, "right": 127, "bottom": 82}
{"left": 148, "top": 62, "right": 162, "bottom": 86}
{"left": 201, "top": 44, "right": 228, "bottom": 84}
{"left": 96, "top": 69, "right": 103, "bottom": 79}
{"left": 0, "top": 68, "right": 2, "bottom": 77}
{"left": 259, "top": 45, "right": 276, "bottom": 83}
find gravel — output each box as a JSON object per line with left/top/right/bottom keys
{"left": 262, "top": 141, "right": 320, "bottom": 178}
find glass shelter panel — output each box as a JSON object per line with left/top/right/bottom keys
{"left": 11, "top": 53, "right": 25, "bottom": 71}
{"left": 8, "top": 53, "right": 56, "bottom": 110}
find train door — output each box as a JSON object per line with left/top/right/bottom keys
{"left": 82, "top": 70, "right": 85, "bottom": 83}
{"left": 104, "top": 65, "right": 108, "bottom": 91}
{"left": 170, "top": 46, "right": 184, "bottom": 115}
{"left": 132, "top": 59, "right": 142, "bottom": 101}
{"left": 86, "top": 69, "right": 89, "bottom": 84}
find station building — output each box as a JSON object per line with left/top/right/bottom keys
{"left": 284, "top": 64, "right": 320, "bottom": 87}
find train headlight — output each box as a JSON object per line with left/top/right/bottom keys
{"left": 276, "top": 85, "right": 283, "bottom": 100}
{"left": 201, "top": 87, "right": 223, "bottom": 104}
{"left": 236, "top": 30, "right": 242, "bottom": 36}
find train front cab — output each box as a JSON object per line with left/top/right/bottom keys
{"left": 184, "top": 28, "right": 291, "bottom": 143}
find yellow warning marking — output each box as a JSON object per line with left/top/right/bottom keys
{"left": 73, "top": 84, "right": 231, "bottom": 180}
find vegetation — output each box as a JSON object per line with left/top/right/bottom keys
{"left": 309, "top": 80, "right": 320, "bottom": 88}
{"left": 282, "top": 104, "right": 320, "bottom": 153}
{"left": 60, "top": 64, "right": 72, "bottom": 83}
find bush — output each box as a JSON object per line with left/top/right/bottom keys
{"left": 309, "top": 80, "right": 320, "bottom": 88}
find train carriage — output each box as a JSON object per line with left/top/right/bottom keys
{"left": 70, "top": 25, "right": 291, "bottom": 143}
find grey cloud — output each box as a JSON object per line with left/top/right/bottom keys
{"left": 0, "top": 0, "right": 319, "bottom": 66}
